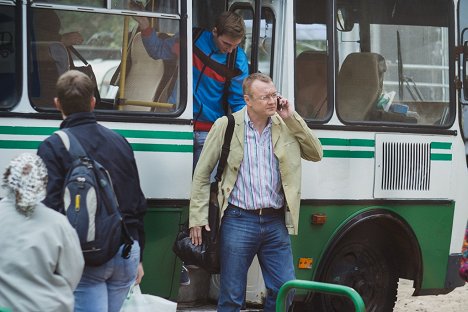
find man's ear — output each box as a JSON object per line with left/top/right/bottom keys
{"left": 54, "top": 97, "right": 62, "bottom": 111}
{"left": 212, "top": 27, "right": 218, "bottom": 37}
{"left": 90, "top": 96, "right": 96, "bottom": 111}
{"left": 244, "top": 94, "right": 251, "bottom": 107}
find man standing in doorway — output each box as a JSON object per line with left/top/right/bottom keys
{"left": 189, "top": 73, "right": 323, "bottom": 311}
{"left": 133, "top": 10, "right": 249, "bottom": 167}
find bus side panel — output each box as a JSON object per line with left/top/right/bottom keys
{"left": 292, "top": 202, "right": 454, "bottom": 290}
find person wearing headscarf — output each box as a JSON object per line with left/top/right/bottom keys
{"left": 0, "top": 153, "right": 84, "bottom": 312}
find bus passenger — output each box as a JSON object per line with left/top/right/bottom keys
{"left": 0, "top": 153, "right": 84, "bottom": 312}
{"left": 37, "top": 70, "right": 147, "bottom": 312}
{"left": 189, "top": 73, "right": 323, "bottom": 311}
{"left": 133, "top": 10, "right": 249, "bottom": 168}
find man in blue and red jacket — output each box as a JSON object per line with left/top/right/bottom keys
{"left": 134, "top": 11, "right": 249, "bottom": 168}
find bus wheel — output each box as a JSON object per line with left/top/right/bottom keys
{"left": 316, "top": 240, "right": 398, "bottom": 312}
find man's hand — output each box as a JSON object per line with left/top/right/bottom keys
{"left": 129, "top": 1, "right": 150, "bottom": 29}
{"left": 189, "top": 225, "right": 211, "bottom": 246}
{"left": 135, "top": 262, "right": 144, "bottom": 285}
{"left": 277, "top": 96, "right": 294, "bottom": 119}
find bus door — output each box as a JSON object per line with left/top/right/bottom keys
{"left": 459, "top": 0, "right": 468, "bottom": 158}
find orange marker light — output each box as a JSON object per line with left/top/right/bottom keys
{"left": 311, "top": 213, "right": 327, "bottom": 225}
{"left": 298, "top": 258, "right": 313, "bottom": 269}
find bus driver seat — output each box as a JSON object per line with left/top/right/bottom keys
{"left": 337, "top": 52, "right": 387, "bottom": 121}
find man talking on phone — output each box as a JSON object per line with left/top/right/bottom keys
{"left": 189, "top": 73, "right": 323, "bottom": 311}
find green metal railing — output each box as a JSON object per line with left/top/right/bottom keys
{"left": 276, "top": 279, "right": 366, "bottom": 312}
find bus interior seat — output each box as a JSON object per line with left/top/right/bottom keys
{"left": 120, "top": 32, "right": 177, "bottom": 112}
{"left": 295, "top": 51, "right": 328, "bottom": 119}
{"left": 120, "top": 32, "right": 165, "bottom": 111}
{"left": 31, "top": 41, "right": 69, "bottom": 108}
{"left": 337, "top": 52, "right": 387, "bottom": 121}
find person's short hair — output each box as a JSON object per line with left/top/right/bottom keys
{"left": 243, "top": 72, "right": 273, "bottom": 95}
{"left": 214, "top": 11, "right": 245, "bottom": 40}
{"left": 56, "top": 70, "right": 94, "bottom": 115}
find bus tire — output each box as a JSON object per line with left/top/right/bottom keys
{"left": 314, "top": 239, "right": 398, "bottom": 312}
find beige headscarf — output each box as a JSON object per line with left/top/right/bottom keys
{"left": 2, "top": 153, "right": 48, "bottom": 217}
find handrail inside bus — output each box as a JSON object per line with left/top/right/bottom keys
{"left": 276, "top": 279, "right": 366, "bottom": 312}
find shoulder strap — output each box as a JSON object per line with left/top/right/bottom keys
{"left": 67, "top": 46, "right": 89, "bottom": 65}
{"left": 214, "top": 115, "right": 235, "bottom": 183}
{"left": 193, "top": 27, "right": 204, "bottom": 43}
{"left": 55, "top": 129, "right": 88, "bottom": 159}
{"left": 221, "top": 48, "right": 238, "bottom": 115}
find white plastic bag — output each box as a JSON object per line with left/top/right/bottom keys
{"left": 120, "top": 285, "right": 177, "bottom": 312}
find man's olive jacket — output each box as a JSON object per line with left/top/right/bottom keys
{"left": 189, "top": 107, "right": 323, "bottom": 235}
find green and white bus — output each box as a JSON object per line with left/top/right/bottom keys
{"left": 1, "top": 0, "right": 468, "bottom": 310}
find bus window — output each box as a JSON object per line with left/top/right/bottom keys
{"left": 28, "top": 6, "right": 182, "bottom": 115}
{"left": 336, "top": 0, "right": 452, "bottom": 127}
{"left": 234, "top": 6, "right": 275, "bottom": 76}
{"left": 33, "top": 0, "right": 178, "bottom": 14}
{"left": 0, "top": 3, "right": 19, "bottom": 110}
{"left": 294, "top": 0, "right": 329, "bottom": 121}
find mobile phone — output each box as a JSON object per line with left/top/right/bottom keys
{"left": 277, "top": 96, "right": 282, "bottom": 110}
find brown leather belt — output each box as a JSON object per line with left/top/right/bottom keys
{"left": 245, "top": 208, "right": 283, "bottom": 216}
{"left": 229, "top": 204, "right": 283, "bottom": 216}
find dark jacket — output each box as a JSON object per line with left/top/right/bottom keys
{"left": 37, "top": 112, "right": 147, "bottom": 260}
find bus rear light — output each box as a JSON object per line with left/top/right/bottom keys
{"left": 312, "top": 213, "right": 327, "bottom": 225}
{"left": 298, "top": 257, "right": 313, "bottom": 269}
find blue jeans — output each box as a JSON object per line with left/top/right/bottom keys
{"left": 218, "top": 206, "right": 295, "bottom": 312}
{"left": 74, "top": 242, "right": 140, "bottom": 312}
{"left": 193, "top": 130, "right": 208, "bottom": 170}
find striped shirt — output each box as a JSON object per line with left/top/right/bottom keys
{"left": 229, "top": 110, "right": 284, "bottom": 210}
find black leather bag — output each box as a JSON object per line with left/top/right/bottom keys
{"left": 173, "top": 115, "right": 235, "bottom": 274}
{"left": 173, "top": 182, "right": 221, "bottom": 273}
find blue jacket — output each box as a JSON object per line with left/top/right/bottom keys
{"left": 37, "top": 112, "right": 147, "bottom": 259}
{"left": 141, "top": 28, "right": 249, "bottom": 125}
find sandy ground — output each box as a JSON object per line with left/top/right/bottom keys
{"left": 178, "top": 278, "right": 468, "bottom": 311}
{"left": 394, "top": 279, "right": 467, "bottom": 312}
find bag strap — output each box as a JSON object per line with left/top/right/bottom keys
{"left": 214, "top": 114, "right": 235, "bottom": 184}
{"left": 221, "top": 48, "right": 238, "bottom": 115}
{"left": 55, "top": 129, "right": 88, "bottom": 160}
{"left": 67, "top": 46, "right": 89, "bottom": 66}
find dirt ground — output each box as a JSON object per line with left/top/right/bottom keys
{"left": 394, "top": 279, "right": 467, "bottom": 312}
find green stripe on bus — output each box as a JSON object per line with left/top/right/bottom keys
{"left": 0, "top": 140, "right": 192, "bottom": 153}
{"left": 0, "top": 126, "right": 57, "bottom": 135}
{"left": 0, "top": 141, "right": 41, "bottom": 149}
{"left": 0, "top": 126, "right": 192, "bottom": 140}
{"left": 431, "top": 142, "right": 452, "bottom": 150}
{"left": 114, "top": 129, "right": 192, "bottom": 140}
{"left": 323, "top": 150, "right": 374, "bottom": 158}
{"left": 130, "top": 143, "right": 192, "bottom": 153}
{"left": 319, "top": 138, "right": 375, "bottom": 147}
{"left": 431, "top": 153, "right": 452, "bottom": 161}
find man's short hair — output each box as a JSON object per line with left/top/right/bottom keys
{"left": 56, "top": 70, "right": 94, "bottom": 115}
{"left": 215, "top": 11, "right": 245, "bottom": 40}
{"left": 243, "top": 72, "right": 273, "bottom": 95}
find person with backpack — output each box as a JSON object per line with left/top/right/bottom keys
{"left": 37, "top": 70, "right": 147, "bottom": 312}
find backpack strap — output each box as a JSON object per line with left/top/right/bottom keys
{"left": 221, "top": 48, "right": 238, "bottom": 115}
{"left": 55, "top": 129, "right": 88, "bottom": 159}
{"left": 214, "top": 114, "right": 235, "bottom": 183}
{"left": 193, "top": 27, "right": 204, "bottom": 43}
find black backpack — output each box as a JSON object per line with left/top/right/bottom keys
{"left": 55, "top": 129, "right": 133, "bottom": 266}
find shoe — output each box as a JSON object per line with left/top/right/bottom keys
{"left": 180, "top": 265, "right": 190, "bottom": 286}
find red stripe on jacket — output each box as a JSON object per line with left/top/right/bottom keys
{"left": 193, "top": 54, "right": 226, "bottom": 83}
